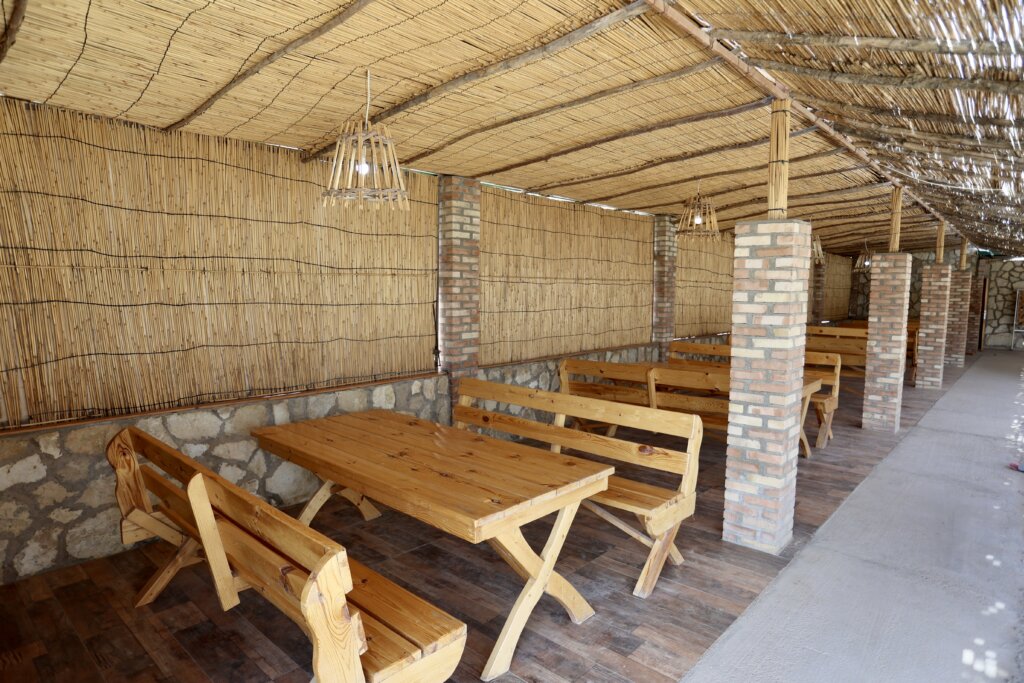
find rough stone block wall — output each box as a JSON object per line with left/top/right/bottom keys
{"left": 862, "top": 253, "right": 912, "bottom": 432}
{"left": 438, "top": 175, "right": 482, "bottom": 386}
{"left": 978, "top": 258, "right": 1024, "bottom": 348}
{"left": 0, "top": 375, "right": 450, "bottom": 584}
{"left": 811, "top": 261, "right": 827, "bottom": 323}
{"left": 653, "top": 214, "right": 678, "bottom": 357}
{"left": 967, "top": 275, "right": 984, "bottom": 355}
{"left": 945, "top": 270, "right": 972, "bottom": 367}
{"left": 724, "top": 219, "right": 810, "bottom": 555}
{"left": 915, "top": 264, "right": 951, "bottom": 389}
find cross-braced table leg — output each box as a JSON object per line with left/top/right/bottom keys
{"left": 298, "top": 479, "right": 381, "bottom": 525}
{"left": 482, "top": 501, "right": 590, "bottom": 681}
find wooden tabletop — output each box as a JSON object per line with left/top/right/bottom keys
{"left": 253, "top": 410, "right": 612, "bottom": 544}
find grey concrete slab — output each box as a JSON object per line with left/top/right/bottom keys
{"left": 683, "top": 352, "right": 1024, "bottom": 683}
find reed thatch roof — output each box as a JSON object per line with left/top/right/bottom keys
{"left": 1, "top": 0, "right": 1020, "bottom": 254}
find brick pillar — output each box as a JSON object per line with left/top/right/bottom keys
{"left": 653, "top": 214, "right": 678, "bottom": 359}
{"left": 437, "top": 176, "right": 481, "bottom": 398}
{"left": 945, "top": 271, "right": 972, "bottom": 367}
{"left": 811, "top": 261, "right": 827, "bottom": 322}
{"left": 725, "top": 219, "right": 811, "bottom": 555}
{"left": 862, "top": 253, "right": 912, "bottom": 432}
{"left": 967, "top": 276, "right": 984, "bottom": 355}
{"left": 915, "top": 264, "right": 951, "bottom": 389}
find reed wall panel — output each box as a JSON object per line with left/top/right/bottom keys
{"left": 675, "top": 234, "right": 734, "bottom": 338}
{"left": 479, "top": 187, "right": 653, "bottom": 365}
{"left": 824, "top": 252, "right": 853, "bottom": 320}
{"left": 0, "top": 101, "right": 437, "bottom": 429}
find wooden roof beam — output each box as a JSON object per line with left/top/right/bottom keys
{"left": 478, "top": 96, "right": 771, "bottom": 177}
{"left": 165, "top": 0, "right": 376, "bottom": 132}
{"left": 798, "top": 93, "right": 1024, "bottom": 130}
{"left": 707, "top": 29, "right": 1023, "bottom": 57}
{"left": 302, "top": 0, "right": 651, "bottom": 162}
{"left": 746, "top": 58, "right": 1024, "bottom": 97}
{"left": 643, "top": 0, "right": 950, "bottom": 231}
{"left": 405, "top": 56, "right": 723, "bottom": 165}
{"left": 531, "top": 125, "right": 817, "bottom": 193}
{"left": 0, "top": 0, "right": 27, "bottom": 65}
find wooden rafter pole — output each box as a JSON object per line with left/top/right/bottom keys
{"left": 479, "top": 96, "right": 771, "bottom": 177}
{"left": 935, "top": 222, "right": 946, "bottom": 262}
{"left": 164, "top": 0, "right": 377, "bottom": 132}
{"left": 767, "top": 98, "right": 791, "bottom": 218}
{"left": 889, "top": 185, "right": 903, "bottom": 251}
{"left": 0, "top": 0, "right": 28, "bottom": 65}
{"left": 745, "top": 58, "right": 1024, "bottom": 97}
{"left": 959, "top": 236, "right": 970, "bottom": 270}
{"left": 796, "top": 93, "right": 1024, "bottom": 130}
{"left": 707, "top": 29, "right": 1023, "bottom": 57}
{"left": 642, "top": 0, "right": 949, "bottom": 230}
{"left": 530, "top": 125, "right": 817, "bottom": 193}
{"left": 831, "top": 118, "right": 1021, "bottom": 153}
{"left": 303, "top": 0, "right": 650, "bottom": 162}
{"left": 405, "top": 57, "right": 723, "bottom": 165}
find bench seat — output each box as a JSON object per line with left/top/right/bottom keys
{"left": 590, "top": 476, "right": 696, "bottom": 536}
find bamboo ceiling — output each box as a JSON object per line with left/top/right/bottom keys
{"left": 1, "top": 0, "right": 1020, "bottom": 254}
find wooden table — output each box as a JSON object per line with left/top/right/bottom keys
{"left": 253, "top": 410, "right": 613, "bottom": 681}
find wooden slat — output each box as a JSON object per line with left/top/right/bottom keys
{"left": 457, "top": 378, "right": 697, "bottom": 440}
{"left": 453, "top": 405, "right": 688, "bottom": 474}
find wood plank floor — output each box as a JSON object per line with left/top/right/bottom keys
{"left": 0, "top": 363, "right": 970, "bottom": 683}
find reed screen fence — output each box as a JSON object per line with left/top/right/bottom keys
{"left": 675, "top": 234, "right": 734, "bottom": 338}
{"left": 479, "top": 187, "right": 653, "bottom": 365}
{"left": 823, "top": 253, "right": 853, "bottom": 321}
{"left": 0, "top": 101, "right": 438, "bottom": 429}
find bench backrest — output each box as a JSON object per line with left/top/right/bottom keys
{"left": 454, "top": 378, "right": 702, "bottom": 494}
{"left": 806, "top": 325, "right": 869, "bottom": 339}
{"left": 561, "top": 358, "right": 730, "bottom": 397}
{"left": 645, "top": 367, "right": 730, "bottom": 417}
{"left": 804, "top": 351, "right": 841, "bottom": 399}
{"left": 806, "top": 335, "right": 867, "bottom": 366}
{"left": 667, "top": 340, "right": 731, "bottom": 365}
{"left": 106, "top": 428, "right": 366, "bottom": 683}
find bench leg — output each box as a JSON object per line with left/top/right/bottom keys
{"left": 815, "top": 407, "right": 835, "bottom": 448}
{"left": 634, "top": 521, "right": 681, "bottom": 599}
{"left": 799, "top": 394, "right": 814, "bottom": 458}
{"left": 633, "top": 513, "right": 683, "bottom": 566}
{"left": 299, "top": 480, "right": 381, "bottom": 525}
{"left": 483, "top": 502, "right": 589, "bottom": 681}
{"left": 135, "top": 538, "right": 202, "bottom": 607}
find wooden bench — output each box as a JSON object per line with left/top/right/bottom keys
{"left": 804, "top": 351, "right": 842, "bottom": 448}
{"left": 453, "top": 378, "right": 702, "bottom": 599}
{"left": 807, "top": 324, "right": 919, "bottom": 383}
{"left": 105, "top": 427, "right": 466, "bottom": 683}
{"left": 666, "top": 340, "right": 731, "bottom": 369}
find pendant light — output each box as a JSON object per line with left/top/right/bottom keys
{"left": 812, "top": 234, "right": 825, "bottom": 265}
{"left": 677, "top": 182, "right": 720, "bottom": 240}
{"left": 853, "top": 241, "right": 873, "bottom": 272}
{"left": 322, "top": 70, "right": 409, "bottom": 209}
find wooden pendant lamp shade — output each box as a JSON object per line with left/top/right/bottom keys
{"left": 677, "top": 186, "right": 720, "bottom": 240}
{"left": 853, "top": 241, "right": 873, "bottom": 272}
{"left": 323, "top": 72, "right": 409, "bottom": 209}
{"left": 812, "top": 234, "right": 825, "bottom": 265}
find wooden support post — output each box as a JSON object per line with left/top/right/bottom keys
{"left": 767, "top": 98, "right": 791, "bottom": 219}
{"left": 889, "top": 186, "right": 903, "bottom": 252}
{"left": 959, "top": 236, "right": 970, "bottom": 270}
{"left": 935, "top": 222, "right": 946, "bottom": 263}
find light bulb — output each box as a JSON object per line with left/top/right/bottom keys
{"left": 694, "top": 214, "right": 703, "bottom": 225}
{"left": 357, "top": 161, "right": 370, "bottom": 176}
{"left": 1002, "top": 180, "right": 1014, "bottom": 197}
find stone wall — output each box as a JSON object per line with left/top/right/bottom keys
{"left": 979, "top": 258, "right": 1024, "bottom": 349}
{"left": 0, "top": 374, "right": 450, "bottom": 584}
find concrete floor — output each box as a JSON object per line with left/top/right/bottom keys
{"left": 683, "top": 351, "right": 1024, "bottom": 683}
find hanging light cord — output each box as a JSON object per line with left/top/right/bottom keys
{"left": 364, "top": 69, "right": 371, "bottom": 128}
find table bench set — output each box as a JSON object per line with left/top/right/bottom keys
{"left": 102, "top": 334, "right": 854, "bottom": 681}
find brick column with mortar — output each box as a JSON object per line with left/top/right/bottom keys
{"left": 724, "top": 219, "right": 811, "bottom": 555}
{"left": 810, "top": 260, "right": 827, "bottom": 322}
{"left": 437, "top": 175, "right": 481, "bottom": 401}
{"left": 915, "top": 263, "right": 951, "bottom": 389}
{"left": 653, "top": 214, "right": 678, "bottom": 360}
{"left": 945, "top": 270, "right": 972, "bottom": 367}
{"left": 967, "top": 275, "right": 984, "bottom": 355}
{"left": 862, "top": 253, "right": 912, "bottom": 432}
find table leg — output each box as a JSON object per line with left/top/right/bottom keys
{"left": 298, "top": 480, "right": 381, "bottom": 525}
{"left": 482, "top": 501, "right": 590, "bottom": 680}
{"left": 799, "top": 393, "right": 813, "bottom": 458}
